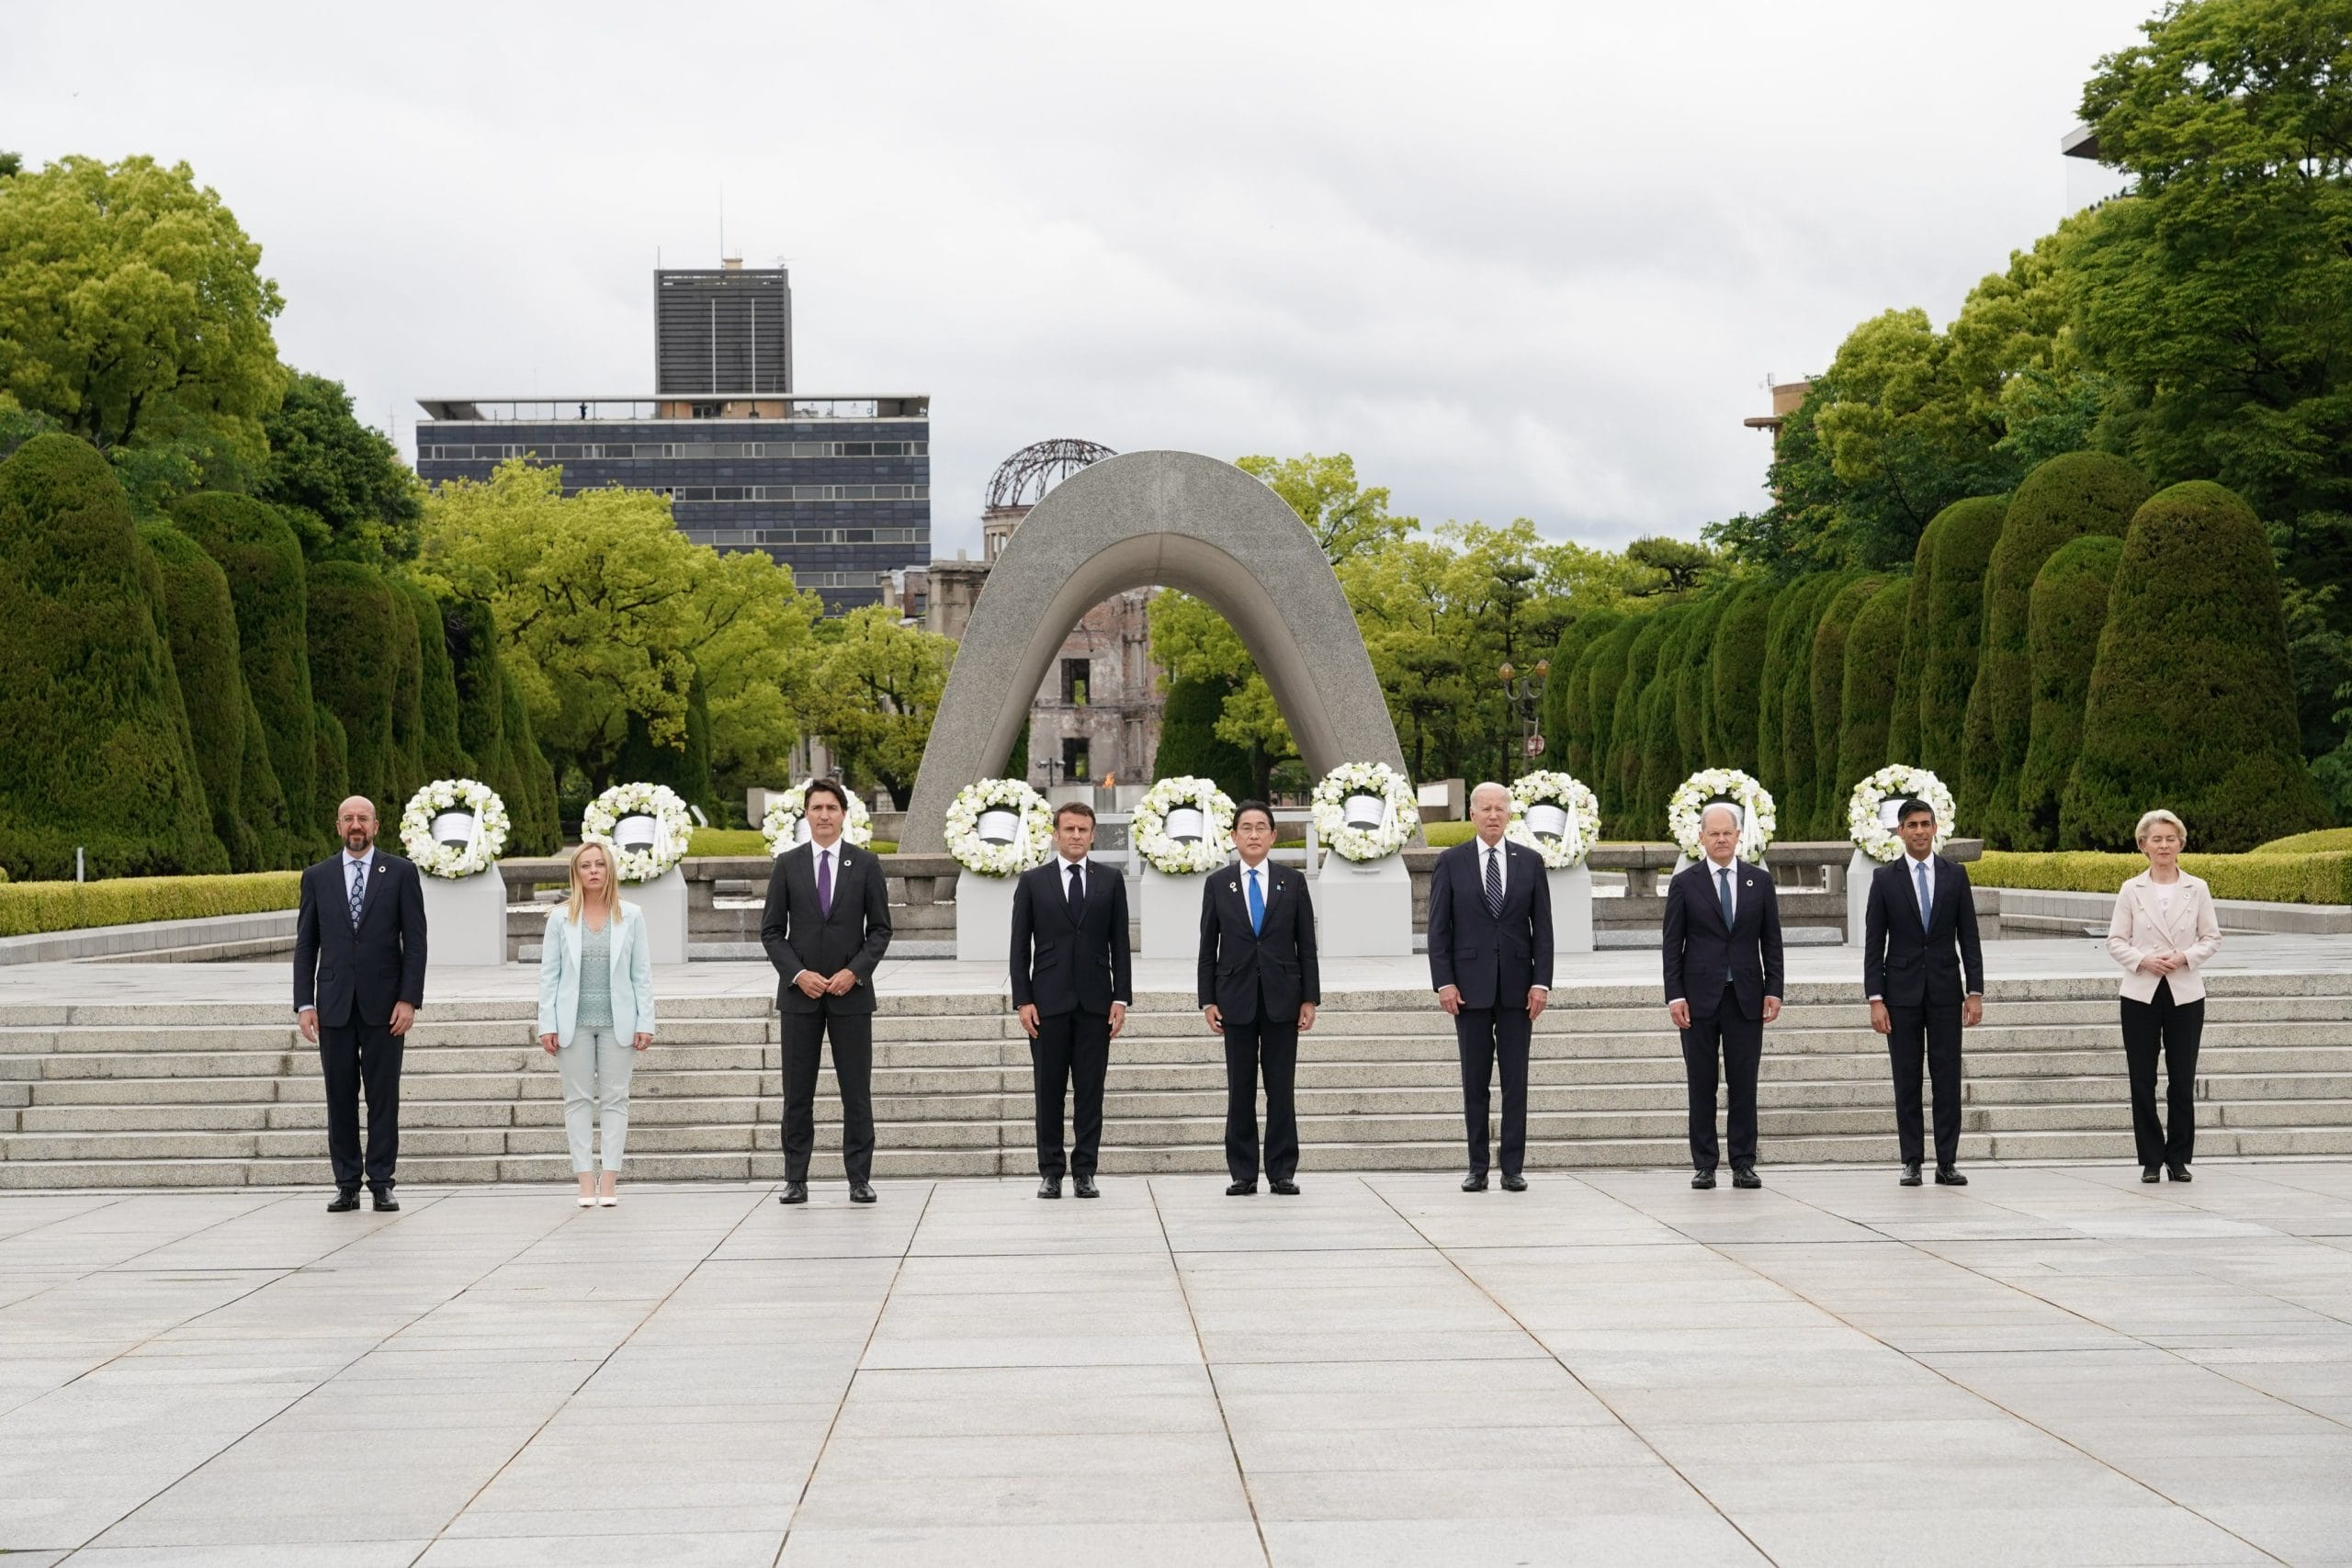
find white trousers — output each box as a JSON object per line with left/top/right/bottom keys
{"left": 559, "top": 1028, "right": 635, "bottom": 1172}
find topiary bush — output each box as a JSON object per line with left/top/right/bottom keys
{"left": 307, "top": 560, "right": 401, "bottom": 815}
{"left": 399, "top": 579, "right": 470, "bottom": 780}
{"left": 612, "top": 664, "right": 720, "bottom": 818}
{"left": 1706, "top": 584, "right": 1770, "bottom": 774}
{"left": 2066, "top": 481, "right": 2329, "bottom": 852}
{"left": 1607, "top": 614, "right": 1672, "bottom": 824}
{"left": 0, "top": 434, "right": 226, "bottom": 878}
{"left": 1541, "top": 609, "right": 1621, "bottom": 777}
{"left": 1889, "top": 524, "right": 1939, "bottom": 762}
{"left": 1778, "top": 574, "right": 1852, "bottom": 839}
{"left": 1150, "top": 674, "right": 1252, "bottom": 804}
{"left": 1576, "top": 618, "right": 1642, "bottom": 788}
{"left": 1638, "top": 605, "right": 1699, "bottom": 836}
{"left": 312, "top": 704, "right": 352, "bottom": 832}
{"left": 171, "top": 492, "right": 322, "bottom": 852}
{"left": 1807, "top": 575, "right": 1886, "bottom": 838}
{"left": 1917, "top": 495, "right": 2006, "bottom": 793}
{"left": 1672, "top": 592, "right": 1730, "bottom": 778}
{"left": 1968, "top": 452, "right": 2152, "bottom": 845}
{"left": 2017, "top": 535, "right": 2124, "bottom": 851}
{"left": 1758, "top": 575, "right": 1838, "bottom": 810}
{"left": 384, "top": 584, "right": 427, "bottom": 812}
{"left": 501, "top": 663, "right": 562, "bottom": 855}
{"left": 0, "top": 871, "right": 302, "bottom": 938}
{"left": 1834, "top": 578, "right": 1912, "bottom": 804}
{"left": 2252, "top": 827, "right": 2352, "bottom": 853}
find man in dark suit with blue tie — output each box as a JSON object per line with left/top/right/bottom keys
{"left": 1662, "top": 803, "right": 1785, "bottom": 1190}
{"left": 294, "top": 795, "right": 427, "bottom": 1213}
{"left": 1428, "top": 782, "right": 1554, "bottom": 1191}
{"left": 1199, "top": 800, "right": 1319, "bottom": 1196}
{"left": 1011, "top": 801, "right": 1132, "bottom": 1199}
{"left": 1864, "top": 798, "right": 1985, "bottom": 1186}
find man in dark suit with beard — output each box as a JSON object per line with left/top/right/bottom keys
{"left": 1199, "top": 800, "right": 1319, "bottom": 1195}
{"left": 1011, "top": 800, "right": 1132, "bottom": 1199}
{"left": 1663, "top": 802, "right": 1785, "bottom": 1190}
{"left": 1428, "top": 781, "right": 1554, "bottom": 1191}
{"left": 1865, "top": 797, "right": 1985, "bottom": 1187}
{"left": 294, "top": 795, "right": 427, "bottom": 1213}
{"left": 762, "top": 778, "right": 894, "bottom": 1206}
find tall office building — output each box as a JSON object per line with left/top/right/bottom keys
{"left": 415, "top": 259, "right": 926, "bottom": 611}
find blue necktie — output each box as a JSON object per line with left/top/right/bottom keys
{"left": 1247, "top": 868, "right": 1265, "bottom": 936}
{"left": 348, "top": 859, "right": 366, "bottom": 929}
{"left": 1716, "top": 866, "right": 1734, "bottom": 930}
{"left": 1916, "top": 860, "right": 1933, "bottom": 930}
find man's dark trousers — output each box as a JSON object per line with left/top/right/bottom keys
{"left": 1680, "top": 981, "right": 1762, "bottom": 1173}
{"left": 1455, "top": 1005, "right": 1532, "bottom": 1179}
{"left": 1888, "top": 1004, "right": 1963, "bottom": 1167}
{"left": 1223, "top": 982, "right": 1300, "bottom": 1186}
{"left": 1033, "top": 1010, "right": 1111, "bottom": 1181}
{"left": 320, "top": 1023, "right": 402, "bottom": 1192}
{"left": 782, "top": 1000, "right": 874, "bottom": 1185}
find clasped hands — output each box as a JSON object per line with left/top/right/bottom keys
{"left": 2141, "top": 951, "right": 2189, "bottom": 976}
{"left": 796, "top": 968, "right": 859, "bottom": 999}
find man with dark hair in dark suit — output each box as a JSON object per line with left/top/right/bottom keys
{"left": 1011, "top": 801, "right": 1132, "bottom": 1199}
{"left": 762, "top": 778, "right": 894, "bottom": 1206}
{"left": 294, "top": 795, "right": 427, "bottom": 1213}
{"left": 1864, "top": 797, "right": 1986, "bottom": 1186}
{"left": 1199, "top": 800, "right": 1319, "bottom": 1195}
{"left": 1662, "top": 802, "right": 1785, "bottom": 1190}
{"left": 1428, "top": 782, "right": 1554, "bottom": 1191}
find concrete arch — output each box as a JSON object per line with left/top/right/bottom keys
{"left": 899, "top": 449, "right": 1408, "bottom": 852}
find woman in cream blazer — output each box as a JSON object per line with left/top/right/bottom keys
{"left": 537, "top": 842, "right": 657, "bottom": 1205}
{"left": 2105, "top": 808, "right": 2222, "bottom": 1184}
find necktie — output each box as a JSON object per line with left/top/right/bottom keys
{"left": 1247, "top": 867, "right": 1264, "bottom": 935}
{"left": 348, "top": 859, "right": 366, "bottom": 929}
{"left": 1716, "top": 865, "right": 1735, "bottom": 931}
{"left": 1484, "top": 847, "right": 1502, "bottom": 918}
{"left": 817, "top": 849, "right": 833, "bottom": 918}
{"left": 1916, "top": 860, "right": 1933, "bottom": 930}
{"left": 1067, "top": 862, "right": 1084, "bottom": 917}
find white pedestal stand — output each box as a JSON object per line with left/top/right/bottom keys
{"left": 1139, "top": 864, "right": 1213, "bottom": 956}
{"left": 422, "top": 867, "right": 508, "bottom": 978}
{"left": 1547, "top": 863, "right": 1595, "bottom": 955}
{"left": 1314, "top": 851, "right": 1411, "bottom": 957}
{"left": 956, "top": 868, "right": 1019, "bottom": 964}
{"left": 1847, "top": 849, "right": 1875, "bottom": 948}
{"left": 631, "top": 866, "right": 689, "bottom": 964}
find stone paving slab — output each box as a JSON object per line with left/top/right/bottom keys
{"left": 1, "top": 1162, "right": 2350, "bottom": 1563}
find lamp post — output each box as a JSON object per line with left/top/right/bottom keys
{"left": 1499, "top": 660, "right": 1549, "bottom": 780}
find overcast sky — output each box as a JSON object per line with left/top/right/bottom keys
{"left": 8, "top": 1, "right": 2142, "bottom": 558}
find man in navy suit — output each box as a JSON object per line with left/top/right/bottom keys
{"left": 1864, "top": 798, "right": 1986, "bottom": 1186}
{"left": 293, "top": 795, "right": 427, "bottom": 1213}
{"left": 1011, "top": 801, "right": 1132, "bottom": 1199}
{"left": 1199, "top": 800, "right": 1319, "bottom": 1195}
{"left": 1428, "top": 782, "right": 1554, "bottom": 1191}
{"left": 1662, "top": 803, "right": 1785, "bottom": 1190}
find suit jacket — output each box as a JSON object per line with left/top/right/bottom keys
{"left": 1426, "top": 837, "right": 1555, "bottom": 1010}
{"left": 1197, "top": 857, "right": 1320, "bottom": 1027}
{"left": 1661, "top": 858, "right": 1785, "bottom": 1021}
{"left": 536, "top": 902, "right": 657, "bottom": 1046}
{"left": 2107, "top": 870, "right": 2222, "bottom": 1004}
{"left": 1864, "top": 853, "right": 1985, "bottom": 1008}
{"left": 293, "top": 849, "right": 427, "bottom": 1028}
{"left": 1011, "top": 856, "right": 1133, "bottom": 1017}
{"left": 761, "top": 840, "right": 893, "bottom": 1015}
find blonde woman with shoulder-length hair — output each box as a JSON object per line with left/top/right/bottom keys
{"left": 2106, "top": 808, "right": 2221, "bottom": 1184}
{"left": 536, "top": 841, "right": 657, "bottom": 1205}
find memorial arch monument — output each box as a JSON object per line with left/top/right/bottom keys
{"left": 899, "top": 449, "right": 1410, "bottom": 852}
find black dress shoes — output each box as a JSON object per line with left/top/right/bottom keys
{"left": 369, "top": 1187, "right": 399, "bottom": 1213}
{"left": 2167, "top": 1163, "right": 2192, "bottom": 1182}
{"left": 1935, "top": 1165, "right": 1968, "bottom": 1186}
{"left": 779, "top": 1180, "right": 808, "bottom": 1204}
{"left": 1461, "top": 1173, "right": 1488, "bottom": 1192}
{"left": 1227, "top": 1180, "right": 1258, "bottom": 1196}
{"left": 1499, "top": 1173, "right": 1527, "bottom": 1192}
{"left": 1073, "top": 1176, "right": 1100, "bottom": 1199}
{"left": 1270, "top": 1179, "right": 1300, "bottom": 1196}
{"left": 849, "top": 1181, "right": 877, "bottom": 1204}
{"left": 1691, "top": 1170, "right": 1716, "bottom": 1190}
{"left": 1731, "top": 1165, "right": 1761, "bottom": 1190}
{"left": 1900, "top": 1162, "right": 1924, "bottom": 1187}
{"left": 327, "top": 1190, "right": 360, "bottom": 1213}
{"left": 2142, "top": 1166, "right": 2162, "bottom": 1183}
{"left": 1038, "top": 1177, "right": 1064, "bottom": 1199}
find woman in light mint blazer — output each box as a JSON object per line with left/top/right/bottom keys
{"left": 537, "top": 842, "right": 657, "bottom": 1205}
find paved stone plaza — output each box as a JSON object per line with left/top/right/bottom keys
{"left": 4, "top": 1160, "right": 2351, "bottom": 1565}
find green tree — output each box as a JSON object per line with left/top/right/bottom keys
{"left": 1834, "top": 578, "right": 1914, "bottom": 799}
{"left": 1781, "top": 573, "right": 1861, "bottom": 833}
{"left": 1636, "top": 604, "right": 1701, "bottom": 836}
{"left": 2019, "top": 535, "right": 2127, "bottom": 848}
{"left": 1917, "top": 495, "right": 2007, "bottom": 791}
{"left": 1889, "top": 519, "right": 1939, "bottom": 762}
{"left": 398, "top": 579, "right": 470, "bottom": 779}
{"left": 500, "top": 664, "right": 561, "bottom": 853}
{"left": 612, "top": 663, "right": 718, "bottom": 815}
{"left": 807, "top": 605, "right": 956, "bottom": 807}
{"left": 1549, "top": 608, "right": 1626, "bottom": 783}
{"left": 258, "top": 371, "right": 425, "bottom": 561}
{"left": 1150, "top": 675, "right": 1252, "bottom": 803}
{"left": 1808, "top": 576, "right": 1888, "bottom": 836}
{"left": 1623, "top": 535, "right": 1718, "bottom": 595}
{"left": 1706, "top": 584, "right": 1771, "bottom": 772}
{"left": 306, "top": 560, "right": 402, "bottom": 815}
{"left": 1577, "top": 619, "right": 1641, "bottom": 796}
{"left": 1672, "top": 593, "right": 1732, "bottom": 782}
{"left": 1607, "top": 614, "right": 1672, "bottom": 823}
{"left": 312, "top": 704, "right": 350, "bottom": 828}
{"left": 1234, "top": 451, "right": 1416, "bottom": 563}
{"left": 2068, "top": 480, "right": 2328, "bottom": 850}
{"left": 0, "top": 434, "right": 225, "bottom": 876}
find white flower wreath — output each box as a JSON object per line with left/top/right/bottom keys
{"left": 1667, "top": 768, "right": 1776, "bottom": 865}
{"left": 1505, "top": 771, "right": 1601, "bottom": 870}
{"left": 943, "top": 778, "right": 1055, "bottom": 877}
{"left": 1133, "top": 776, "right": 1237, "bottom": 874}
{"left": 582, "top": 782, "right": 695, "bottom": 882}
{"left": 762, "top": 779, "right": 876, "bottom": 856}
{"left": 1310, "top": 761, "right": 1419, "bottom": 863}
{"left": 399, "top": 778, "right": 510, "bottom": 879}
{"left": 1848, "top": 763, "right": 1957, "bottom": 863}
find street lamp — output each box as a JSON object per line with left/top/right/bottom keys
{"left": 1499, "top": 659, "right": 1550, "bottom": 779}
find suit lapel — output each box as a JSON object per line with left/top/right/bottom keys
{"left": 354, "top": 852, "right": 381, "bottom": 931}
{"left": 1696, "top": 863, "right": 1732, "bottom": 938}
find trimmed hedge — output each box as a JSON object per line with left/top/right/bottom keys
{"left": 1970, "top": 452, "right": 2151, "bottom": 846}
{"left": 1973, "top": 850, "right": 2352, "bottom": 906}
{"left": 1758, "top": 576, "right": 1833, "bottom": 795}
{"left": 307, "top": 560, "right": 401, "bottom": 816}
{"left": 2253, "top": 828, "right": 2352, "bottom": 853}
{"left": 1638, "top": 605, "right": 1698, "bottom": 836}
{"left": 385, "top": 583, "right": 427, "bottom": 811}
{"left": 1889, "top": 523, "right": 1939, "bottom": 762}
{"left": 312, "top": 703, "right": 352, "bottom": 824}
{"left": 1808, "top": 575, "right": 1887, "bottom": 838}
{"left": 0, "top": 872, "right": 302, "bottom": 938}
{"left": 0, "top": 434, "right": 226, "bottom": 879}
{"left": 1834, "top": 577, "right": 1911, "bottom": 804}
{"left": 2017, "top": 535, "right": 2123, "bottom": 851}
{"left": 1540, "top": 609, "right": 1621, "bottom": 776}
{"left": 1673, "top": 593, "right": 1729, "bottom": 774}
{"left": 1917, "top": 495, "right": 2005, "bottom": 792}
{"left": 501, "top": 663, "right": 562, "bottom": 855}
{"left": 1706, "top": 584, "right": 1770, "bottom": 773}
{"left": 1607, "top": 615, "right": 1672, "bottom": 824}
{"left": 2066, "top": 481, "right": 2329, "bottom": 852}
{"left": 400, "top": 580, "right": 470, "bottom": 779}
{"left": 1576, "top": 618, "right": 1641, "bottom": 786}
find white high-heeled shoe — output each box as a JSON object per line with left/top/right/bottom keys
{"left": 597, "top": 1193, "right": 617, "bottom": 1208}
{"left": 576, "top": 1194, "right": 594, "bottom": 1208}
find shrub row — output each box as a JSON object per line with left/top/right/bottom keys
{"left": 0, "top": 873, "right": 302, "bottom": 938}
{"left": 1972, "top": 851, "right": 2352, "bottom": 906}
